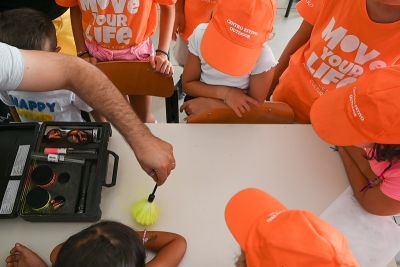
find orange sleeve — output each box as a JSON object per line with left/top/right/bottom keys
{"left": 296, "top": 0, "right": 323, "bottom": 26}
{"left": 56, "top": 0, "right": 79, "bottom": 7}
{"left": 155, "top": 0, "right": 177, "bottom": 5}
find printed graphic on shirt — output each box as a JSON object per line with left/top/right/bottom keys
{"left": 305, "top": 17, "right": 387, "bottom": 91}
{"left": 10, "top": 96, "right": 57, "bottom": 121}
{"left": 81, "top": 0, "right": 140, "bottom": 48}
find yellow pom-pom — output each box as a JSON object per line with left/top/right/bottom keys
{"left": 131, "top": 198, "right": 160, "bottom": 226}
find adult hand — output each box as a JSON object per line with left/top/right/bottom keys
{"left": 172, "top": 12, "right": 186, "bottom": 40}
{"left": 150, "top": 54, "right": 174, "bottom": 76}
{"left": 224, "top": 88, "right": 259, "bottom": 117}
{"left": 133, "top": 133, "right": 176, "bottom": 186}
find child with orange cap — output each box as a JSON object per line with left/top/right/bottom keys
{"left": 225, "top": 188, "right": 360, "bottom": 267}
{"left": 269, "top": 0, "right": 400, "bottom": 123}
{"left": 55, "top": 0, "right": 176, "bottom": 123}
{"left": 311, "top": 66, "right": 400, "bottom": 216}
{"left": 180, "top": 0, "right": 277, "bottom": 118}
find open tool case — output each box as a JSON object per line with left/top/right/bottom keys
{"left": 0, "top": 122, "right": 119, "bottom": 222}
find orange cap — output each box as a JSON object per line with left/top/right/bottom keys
{"left": 200, "top": 0, "right": 276, "bottom": 76}
{"left": 225, "top": 188, "right": 359, "bottom": 267}
{"left": 310, "top": 66, "right": 400, "bottom": 146}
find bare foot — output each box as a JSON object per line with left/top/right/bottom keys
{"left": 5, "top": 243, "right": 47, "bottom": 267}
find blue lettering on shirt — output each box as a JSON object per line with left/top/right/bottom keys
{"left": 46, "top": 102, "right": 56, "bottom": 112}
{"left": 9, "top": 96, "right": 56, "bottom": 113}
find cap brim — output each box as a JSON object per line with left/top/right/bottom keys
{"left": 201, "top": 21, "right": 261, "bottom": 77}
{"left": 310, "top": 88, "right": 371, "bottom": 146}
{"left": 225, "top": 188, "right": 287, "bottom": 249}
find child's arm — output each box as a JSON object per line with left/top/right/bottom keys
{"left": 151, "top": 4, "right": 175, "bottom": 76}
{"left": 172, "top": 0, "right": 185, "bottom": 40}
{"left": 138, "top": 231, "right": 187, "bottom": 267}
{"left": 267, "top": 20, "right": 313, "bottom": 98}
{"left": 182, "top": 52, "right": 258, "bottom": 117}
{"left": 338, "top": 146, "right": 400, "bottom": 216}
{"left": 248, "top": 68, "right": 275, "bottom": 103}
{"left": 70, "top": 6, "right": 97, "bottom": 64}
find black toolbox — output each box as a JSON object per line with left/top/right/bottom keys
{"left": 0, "top": 122, "right": 119, "bottom": 222}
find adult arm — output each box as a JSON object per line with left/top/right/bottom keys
{"left": 18, "top": 50, "right": 175, "bottom": 185}
{"left": 138, "top": 231, "right": 186, "bottom": 267}
{"left": 338, "top": 147, "right": 400, "bottom": 216}
{"left": 268, "top": 20, "right": 313, "bottom": 98}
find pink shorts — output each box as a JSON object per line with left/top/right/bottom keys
{"left": 85, "top": 38, "right": 154, "bottom": 62}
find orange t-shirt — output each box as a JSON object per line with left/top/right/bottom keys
{"left": 57, "top": 0, "right": 176, "bottom": 50}
{"left": 180, "top": 0, "right": 217, "bottom": 41}
{"left": 273, "top": 0, "right": 400, "bottom": 123}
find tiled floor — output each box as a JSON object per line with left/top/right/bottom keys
{"left": 152, "top": 8, "right": 303, "bottom": 123}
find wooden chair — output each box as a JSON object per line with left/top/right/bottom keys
{"left": 186, "top": 101, "right": 295, "bottom": 124}
{"left": 96, "top": 61, "right": 179, "bottom": 123}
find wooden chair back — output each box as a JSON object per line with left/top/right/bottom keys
{"left": 186, "top": 102, "right": 295, "bottom": 124}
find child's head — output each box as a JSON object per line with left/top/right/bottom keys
{"left": 200, "top": 0, "right": 276, "bottom": 76}
{"left": 0, "top": 8, "right": 58, "bottom": 52}
{"left": 225, "top": 188, "right": 359, "bottom": 267}
{"left": 52, "top": 221, "right": 146, "bottom": 267}
{"left": 311, "top": 66, "right": 400, "bottom": 148}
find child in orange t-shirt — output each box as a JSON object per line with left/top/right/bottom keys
{"left": 172, "top": 0, "right": 217, "bottom": 99}
{"left": 269, "top": 0, "right": 400, "bottom": 123}
{"left": 172, "top": 0, "right": 217, "bottom": 66}
{"left": 56, "top": 0, "right": 176, "bottom": 123}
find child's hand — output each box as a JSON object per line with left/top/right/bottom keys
{"left": 180, "top": 97, "right": 226, "bottom": 116}
{"left": 150, "top": 54, "right": 174, "bottom": 76}
{"left": 224, "top": 88, "right": 259, "bottom": 117}
{"left": 172, "top": 11, "right": 186, "bottom": 40}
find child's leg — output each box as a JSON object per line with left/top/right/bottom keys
{"left": 128, "top": 95, "right": 156, "bottom": 123}
{"left": 5, "top": 243, "right": 47, "bottom": 267}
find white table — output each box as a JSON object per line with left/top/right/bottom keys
{"left": 0, "top": 124, "right": 350, "bottom": 266}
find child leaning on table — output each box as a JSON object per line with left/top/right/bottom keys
{"left": 56, "top": 0, "right": 175, "bottom": 123}
{"left": 311, "top": 66, "right": 400, "bottom": 216}
{"left": 0, "top": 8, "right": 93, "bottom": 123}
{"left": 226, "top": 188, "right": 360, "bottom": 267}
{"left": 269, "top": 0, "right": 400, "bottom": 123}
{"left": 180, "top": 0, "right": 278, "bottom": 118}
{"left": 5, "top": 221, "right": 187, "bottom": 267}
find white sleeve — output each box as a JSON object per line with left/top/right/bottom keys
{"left": 251, "top": 44, "right": 278, "bottom": 75}
{"left": 0, "top": 43, "right": 24, "bottom": 91}
{"left": 188, "top": 24, "right": 206, "bottom": 57}
{"left": 71, "top": 93, "right": 93, "bottom": 112}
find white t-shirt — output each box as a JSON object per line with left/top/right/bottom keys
{"left": 0, "top": 90, "right": 92, "bottom": 122}
{"left": 0, "top": 42, "right": 92, "bottom": 122}
{"left": 188, "top": 23, "right": 278, "bottom": 90}
{"left": 0, "top": 43, "right": 24, "bottom": 91}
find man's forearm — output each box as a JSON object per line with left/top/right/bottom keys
{"left": 67, "top": 57, "right": 152, "bottom": 149}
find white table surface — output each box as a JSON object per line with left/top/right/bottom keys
{"left": 0, "top": 124, "right": 350, "bottom": 266}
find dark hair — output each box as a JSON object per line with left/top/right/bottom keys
{"left": 0, "top": 8, "right": 56, "bottom": 50}
{"left": 54, "top": 221, "right": 146, "bottom": 267}
{"left": 367, "top": 144, "right": 400, "bottom": 162}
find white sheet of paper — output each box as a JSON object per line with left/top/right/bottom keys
{"left": 321, "top": 187, "right": 400, "bottom": 267}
